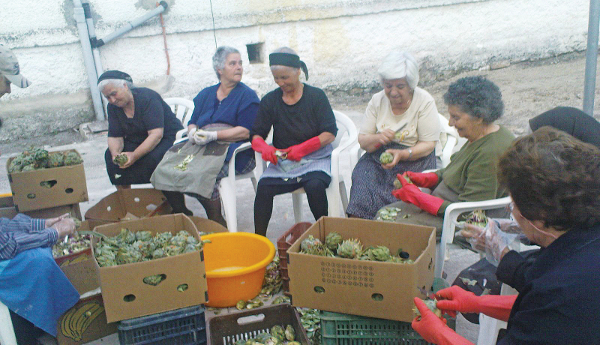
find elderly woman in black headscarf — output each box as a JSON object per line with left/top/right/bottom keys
{"left": 251, "top": 47, "right": 338, "bottom": 237}
{"left": 99, "top": 70, "right": 183, "bottom": 189}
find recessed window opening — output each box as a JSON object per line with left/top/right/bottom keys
{"left": 246, "top": 43, "right": 264, "bottom": 63}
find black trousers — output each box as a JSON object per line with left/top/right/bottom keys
{"left": 10, "top": 310, "right": 42, "bottom": 345}
{"left": 254, "top": 171, "right": 331, "bottom": 236}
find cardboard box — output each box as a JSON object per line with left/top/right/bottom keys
{"left": 84, "top": 189, "right": 172, "bottom": 225}
{"left": 92, "top": 214, "right": 208, "bottom": 323}
{"left": 55, "top": 221, "right": 101, "bottom": 295}
{"left": 7, "top": 149, "right": 88, "bottom": 212}
{"left": 287, "top": 217, "right": 436, "bottom": 322}
{"left": 56, "top": 292, "right": 118, "bottom": 345}
{"left": 0, "top": 196, "right": 81, "bottom": 219}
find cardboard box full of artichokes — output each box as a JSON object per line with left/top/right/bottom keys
{"left": 6, "top": 149, "right": 88, "bottom": 212}
{"left": 91, "top": 214, "right": 210, "bottom": 323}
{"left": 287, "top": 217, "right": 436, "bottom": 322}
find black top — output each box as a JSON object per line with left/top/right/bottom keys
{"left": 498, "top": 224, "right": 600, "bottom": 344}
{"left": 107, "top": 87, "right": 183, "bottom": 145}
{"left": 251, "top": 84, "right": 338, "bottom": 149}
{"left": 529, "top": 106, "right": 600, "bottom": 148}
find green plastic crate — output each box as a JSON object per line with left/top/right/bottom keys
{"left": 319, "top": 278, "right": 452, "bottom": 345}
{"left": 320, "top": 311, "right": 431, "bottom": 345}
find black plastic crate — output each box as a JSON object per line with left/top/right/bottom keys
{"left": 118, "top": 305, "right": 206, "bottom": 345}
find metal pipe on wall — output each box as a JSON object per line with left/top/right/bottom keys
{"left": 73, "top": 0, "right": 105, "bottom": 121}
{"left": 583, "top": 0, "right": 600, "bottom": 116}
{"left": 82, "top": 2, "right": 108, "bottom": 112}
{"left": 94, "top": 1, "right": 168, "bottom": 48}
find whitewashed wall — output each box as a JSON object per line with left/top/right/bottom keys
{"left": 0, "top": 0, "right": 591, "bottom": 140}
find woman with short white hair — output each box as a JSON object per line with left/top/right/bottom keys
{"left": 98, "top": 70, "right": 183, "bottom": 189}
{"left": 346, "top": 50, "right": 441, "bottom": 219}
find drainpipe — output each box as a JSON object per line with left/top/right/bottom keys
{"left": 583, "top": 0, "right": 600, "bottom": 116}
{"left": 82, "top": 2, "right": 108, "bottom": 112}
{"left": 73, "top": 0, "right": 105, "bottom": 121}
{"left": 93, "top": 1, "right": 169, "bottom": 48}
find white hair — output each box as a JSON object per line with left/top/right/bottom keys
{"left": 377, "top": 51, "right": 419, "bottom": 90}
{"left": 98, "top": 78, "right": 133, "bottom": 92}
{"left": 212, "top": 46, "right": 240, "bottom": 80}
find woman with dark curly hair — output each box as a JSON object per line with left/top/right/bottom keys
{"left": 386, "top": 76, "right": 515, "bottom": 236}
{"left": 412, "top": 127, "right": 600, "bottom": 344}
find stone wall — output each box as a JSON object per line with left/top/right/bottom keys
{"left": 0, "top": 0, "right": 590, "bottom": 140}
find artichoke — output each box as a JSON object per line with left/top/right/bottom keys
{"left": 300, "top": 235, "right": 323, "bottom": 253}
{"left": 64, "top": 151, "right": 83, "bottom": 165}
{"left": 464, "top": 209, "right": 488, "bottom": 228}
{"left": 413, "top": 298, "right": 442, "bottom": 318}
{"left": 371, "top": 245, "right": 392, "bottom": 261}
{"left": 48, "top": 152, "right": 65, "bottom": 167}
{"left": 337, "top": 239, "right": 363, "bottom": 259}
{"left": 270, "top": 326, "right": 285, "bottom": 341}
{"left": 325, "top": 231, "right": 343, "bottom": 252}
{"left": 152, "top": 248, "right": 166, "bottom": 259}
{"left": 285, "top": 325, "right": 295, "bottom": 341}
{"left": 21, "top": 164, "right": 35, "bottom": 172}
{"left": 379, "top": 151, "right": 393, "bottom": 164}
{"left": 112, "top": 153, "right": 127, "bottom": 166}
{"left": 135, "top": 230, "right": 153, "bottom": 241}
{"left": 143, "top": 274, "right": 165, "bottom": 286}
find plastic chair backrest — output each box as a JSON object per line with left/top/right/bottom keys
{"left": 164, "top": 97, "right": 195, "bottom": 127}
{"left": 435, "top": 196, "right": 512, "bottom": 278}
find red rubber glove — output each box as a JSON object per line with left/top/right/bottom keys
{"left": 285, "top": 136, "right": 322, "bottom": 161}
{"left": 251, "top": 137, "right": 278, "bottom": 165}
{"left": 412, "top": 298, "right": 473, "bottom": 345}
{"left": 405, "top": 171, "right": 439, "bottom": 188}
{"left": 435, "top": 286, "right": 517, "bottom": 322}
{"left": 392, "top": 174, "right": 444, "bottom": 215}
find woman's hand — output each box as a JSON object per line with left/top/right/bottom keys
{"left": 459, "top": 220, "right": 516, "bottom": 262}
{"left": 46, "top": 213, "right": 70, "bottom": 228}
{"left": 377, "top": 129, "right": 396, "bottom": 147}
{"left": 119, "top": 152, "right": 137, "bottom": 169}
{"left": 53, "top": 218, "right": 77, "bottom": 240}
{"left": 412, "top": 297, "right": 473, "bottom": 345}
{"left": 381, "top": 149, "right": 410, "bottom": 169}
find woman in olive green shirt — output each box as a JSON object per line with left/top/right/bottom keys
{"left": 388, "top": 76, "right": 515, "bottom": 237}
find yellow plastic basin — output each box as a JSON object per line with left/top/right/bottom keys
{"left": 202, "top": 232, "right": 275, "bottom": 307}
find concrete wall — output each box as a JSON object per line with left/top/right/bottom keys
{"left": 0, "top": 0, "right": 591, "bottom": 141}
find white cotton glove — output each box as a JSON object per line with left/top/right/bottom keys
{"left": 188, "top": 128, "right": 199, "bottom": 144}
{"left": 194, "top": 129, "right": 218, "bottom": 145}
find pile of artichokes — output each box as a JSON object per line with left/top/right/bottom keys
{"left": 8, "top": 147, "right": 83, "bottom": 173}
{"left": 94, "top": 228, "right": 210, "bottom": 268}
{"left": 300, "top": 232, "right": 413, "bottom": 264}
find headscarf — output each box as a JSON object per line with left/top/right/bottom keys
{"left": 529, "top": 106, "right": 600, "bottom": 148}
{"left": 97, "top": 70, "right": 133, "bottom": 84}
{"left": 269, "top": 52, "right": 309, "bottom": 80}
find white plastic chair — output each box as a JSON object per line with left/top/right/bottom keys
{"left": 164, "top": 97, "right": 195, "bottom": 140}
{"left": 0, "top": 300, "right": 17, "bottom": 345}
{"left": 219, "top": 142, "right": 258, "bottom": 232}
{"left": 349, "top": 113, "right": 461, "bottom": 170}
{"left": 477, "top": 281, "right": 518, "bottom": 344}
{"left": 255, "top": 110, "right": 358, "bottom": 222}
{"left": 435, "top": 196, "right": 512, "bottom": 278}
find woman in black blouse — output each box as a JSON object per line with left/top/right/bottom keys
{"left": 98, "top": 70, "right": 183, "bottom": 189}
